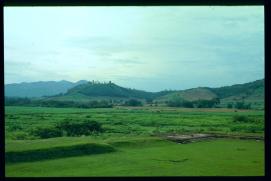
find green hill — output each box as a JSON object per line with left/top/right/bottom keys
{"left": 48, "top": 81, "right": 155, "bottom": 102}
{"left": 210, "top": 79, "right": 264, "bottom": 108}
{"left": 210, "top": 79, "right": 264, "bottom": 99}
{"left": 5, "top": 79, "right": 264, "bottom": 109}
{"left": 156, "top": 88, "right": 217, "bottom": 103}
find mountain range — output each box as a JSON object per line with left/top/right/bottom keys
{"left": 5, "top": 79, "right": 264, "bottom": 108}
{"left": 5, "top": 80, "right": 88, "bottom": 97}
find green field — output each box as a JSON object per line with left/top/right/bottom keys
{"left": 5, "top": 106, "right": 265, "bottom": 176}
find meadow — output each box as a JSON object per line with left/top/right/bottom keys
{"left": 5, "top": 106, "right": 265, "bottom": 176}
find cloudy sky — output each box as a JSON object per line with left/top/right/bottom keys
{"left": 4, "top": 6, "right": 264, "bottom": 92}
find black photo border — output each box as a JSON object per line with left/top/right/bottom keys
{"left": 0, "top": 0, "right": 270, "bottom": 181}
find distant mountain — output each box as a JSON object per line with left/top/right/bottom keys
{"left": 5, "top": 79, "right": 264, "bottom": 108}
{"left": 158, "top": 79, "right": 264, "bottom": 101}
{"left": 209, "top": 79, "right": 264, "bottom": 108}
{"left": 156, "top": 88, "right": 218, "bottom": 103}
{"left": 5, "top": 80, "right": 88, "bottom": 98}
{"left": 210, "top": 79, "right": 264, "bottom": 99}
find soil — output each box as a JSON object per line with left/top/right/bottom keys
{"left": 164, "top": 133, "right": 264, "bottom": 144}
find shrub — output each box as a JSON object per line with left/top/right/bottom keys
{"left": 233, "top": 115, "right": 250, "bottom": 123}
{"left": 31, "top": 126, "right": 63, "bottom": 139}
{"left": 234, "top": 101, "right": 251, "bottom": 109}
{"left": 167, "top": 100, "right": 181, "bottom": 107}
{"left": 230, "top": 125, "right": 244, "bottom": 132}
{"left": 124, "top": 99, "right": 143, "bottom": 106}
{"left": 227, "top": 103, "right": 233, "bottom": 109}
{"left": 182, "top": 101, "right": 194, "bottom": 108}
{"left": 194, "top": 99, "right": 218, "bottom": 108}
{"left": 12, "top": 132, "right": 30, "bottom": 140}
{"left": 8, "top": 124, "right": 23, "bottom": 131}
{"left": 245, "top": 126, "right": 264, "bottom": 133}
{"left": 56, "top": 120, "right": 103, "bottom": 136}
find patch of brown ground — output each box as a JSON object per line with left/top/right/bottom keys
{"left": 165, "top": 133, "right": 264, "bottom": 144}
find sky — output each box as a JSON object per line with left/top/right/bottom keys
{"left": 4, "top": 6, "right": 264, "bottom": 92}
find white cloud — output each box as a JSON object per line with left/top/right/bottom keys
{"left": 4, "top": 6, "right": 264, "bottom": 91}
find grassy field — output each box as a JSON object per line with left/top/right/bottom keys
{"left": 5, "top": 106, "right": 265, "bottom": 176}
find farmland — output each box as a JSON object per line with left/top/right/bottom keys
{"left": 5, "top": 106, "right": 264, "bottom": 176}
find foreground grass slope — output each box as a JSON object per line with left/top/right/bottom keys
{"left": 6, "top": 137, "right": 264, "bottom": 176}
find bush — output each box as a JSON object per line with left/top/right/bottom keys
{"left": 235, "top": 101, "right": 251, "bottom": 109}
{"left": 182, "top": 101, "right": 194, "bottom": 108}
{"left": 230, "top": 125, "right": 244, "bottom": 132}
{"left": 230, "top": 125, "right": 264, "bottom": 133}
{"left": 166, "top": 100, "right": 194, "bottom": 108}
{"left": 233, "top": 115, "right": 250, "bottom": 123}
{"left": 8, "top": 124, "right": 23, "bottom": 131}
{"left": 245, "top": 126, "right": 264, "bottom": 133}
{"left": 31, "top": 126, "right": 63, "bottom": 139}
{"left": 56, "top": 120, "right": 103, "bottom": 136}
{"left": 194, "top": 99, "right": 218, "bottom": 108}
{"left": 227, "top": 103, "right": 233, "bottom": 109}
{"left": 124, "top": 99, "right": 143, "bottom": 106}
{"left": 167, "top": 100, "right": 182, "bottom": 107}
{"left": 12, "top": 132, "right": 30, "bottom": 140}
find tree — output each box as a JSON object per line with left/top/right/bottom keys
{"left": 145, "top": 98, "right": 153, "bottom": 104}
{"left": 124, "top": 99, "right": 143, "bottom": 106}
{"left": 227, "top": 103, "right": 233, "bottom": 109}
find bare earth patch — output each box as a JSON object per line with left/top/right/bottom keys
{"left": 165, "top": 133, "right": 264, "bottom": 144}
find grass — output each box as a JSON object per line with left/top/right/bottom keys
{"left": 6, "top": 138, "right": 264, "bottom": 176}
{"left": 5, "top": 106, "right": 265, "bottom": 176}
{"left": 5, "top": 106, "right": 264, "bottom": 140}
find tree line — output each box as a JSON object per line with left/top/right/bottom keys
{"left": 5, "top": 97, "right": 113, "bottom": 108}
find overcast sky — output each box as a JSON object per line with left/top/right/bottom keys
{"left": 4, "top": 6, "right": 264, "bottom": 92}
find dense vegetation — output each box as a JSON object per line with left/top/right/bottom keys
{"left": 211, "top": 79, "right": 264, "bottom": 99}
{"left": 4, "top": 79, "right": 264, "bottom": 109}
{"left": 123, "top": 99, "right": 143, "bottom": 106}
{"left": 5, "top": 97, "right": 113, "bottom": 108}
{"left": 5, "top": 106, "right": 264, "bottom": 141}
{"left": 5, "top": 106, "right": 264, "bottom": 176}
{"left": 66, "top": 81, "right": 155, "bottom": 99}
{"left": 166, "top": 98, "right": 220, "bottom": 108}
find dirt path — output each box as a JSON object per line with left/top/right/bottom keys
{"left": 164, "top": 133, "right": 264, "bottom": 144}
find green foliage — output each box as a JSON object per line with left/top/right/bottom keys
{"left": 194, "top": 98, "right": 220, "bottom": 108}
{"left": 233, "top": 115, "right": 250, "bottom": 123}
{"left": 145, "top": 98, "right": 153, "bottom": 104}
{"left": 227, "top": 103, "right": 233, "bottom": 109}
{"left": 5, "top": 97, "right": 31, "bottom": 106}
{"left": 30, "top": 126, "right": 63, "bottom": 139}
{"left": 182, "top": 101, "right": 194, "bottom": 108}
{"left": 124, "top": 99, "right": 143, "bottom": 106}
{"left": 212, "top": 79, "right": 264, "bottom": 99}
{"left": 5, "top": 79, "right": 264, "bottom": 109}
{"left": 5, "top": 106, "right": 264, "bottom": 141}
{"left": 235, "top": 102, "right": 251, "bottom": 109}
{"left": 5, "top": 97, "right": 113, "bottom": 108}
{"left": 11, "top": 132, "right": 30, "bottom": 140}
{"left": 166, "top": 99, "right": 183, "bottom": 107}
{"left": 67, "top": 82, "right": 155, "bottom": 100}
{"left": 230, "top": 125, "right": 263, "bottom": 133}
{"left": 167, "top": 98, "right": 220, "bottom": 108}
{"left": 8, "top": 124, "right": 23, "bottom": 131}
{"left": 56, "top": 120, "right": 103, "bottom": 136}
